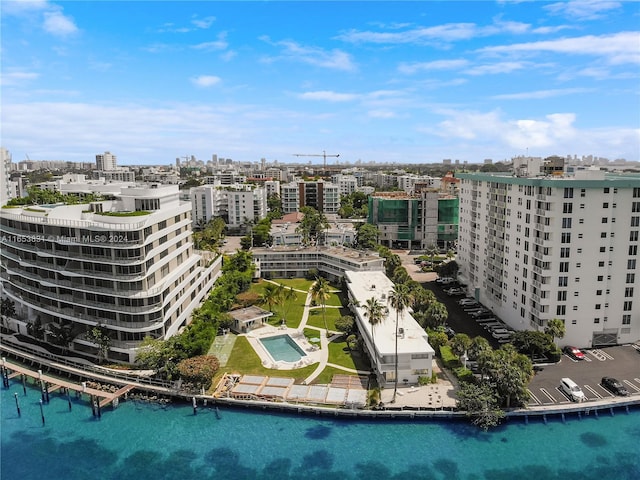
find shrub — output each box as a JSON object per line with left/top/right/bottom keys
{"left": 440, "top": 345, "right": 461, "bottom": 369}
{"left": 418, "top": 375, "right": 431, "bottom": 385}
{"left": 453, "top": 367, "right": 475, "bottom": 383}
{"left": 176, "top": 355, "right": 220, "bottom": 389}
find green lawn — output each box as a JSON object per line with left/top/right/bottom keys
{"left": 245, "top": 280, "right": 307, "bottom": 329}
{"left": 306, "top": 306, "right": 350, "bottom": 331}
{"left": 310, "top": 365, "right": 356, "bottom": 385}
{"left": 327, "top": 335, "right": 372, "bottom": 372}
{"left": 212, "top": 336, "right": 318, "bottom": 388}
{"left": 271, "top": 278, "right": 315, "bottom": 291}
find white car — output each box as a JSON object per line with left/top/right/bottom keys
{"left": 458, "top": 298, "right": 478, "bottom": 306}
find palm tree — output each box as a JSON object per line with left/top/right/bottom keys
{"left": 310, "top": 277, "right": 331, "bottom": 334}
{"left": 363, "top": 297, "right": 383, "bottom": 357}
{"left": 388, "top": 283, "right": 414, "bottom": 403}
{"left": 426, "top": 244, "right": 439, "bottom": 266}
{"left": 1, "top": 298, "right": 16, "bottom": 330}
{"left": 544, "top": 318, "right": 566, "bottom": 345}
{"left": 259, "top": 283, "right": 281, "bottom": 313}
{"left": 277, "top": 285, "right": 297, "bottom": 326}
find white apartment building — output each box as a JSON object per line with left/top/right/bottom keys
{"left": 344, "top": 270, "right": 434, "bottom": 387}
{"left": 264, "top": 180, "right": 280, "bottom": 198}
{"left": 0, "top": 184, "right": 221, "bottom": 363}
{"left": 457, "top": 169, "right": 640, "bottom": 349}
{"left": 190, "top": 184, "right": 267, "bottom": 229}
{"left": 95, "top": 151, "right": 117, "bottom": 171}
{"left": 397, "top": 175, "right": 441, "bottom": 194}
{"left": 280, "top": 181, "right": 340, "bottom": 214}
{"left": 251, "top": 245, "right": 384, "bottom": 282}
{"left": 331, "top": 174, "right": 358, "bottom": 196}
{"left": 1, "top": 147, "right": 12, "bottom": 206}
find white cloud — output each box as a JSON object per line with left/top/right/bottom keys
{"left": 477, "top": 32, "right": 640, "bottom": 65}
{"left": 190, "top": 75, "right": 221, "bottom": 87}
{"left": 43, "top": 9, "right": 78, "bottom": 36}
{"left": 545, "top": 0, "right": 622, "bottom": 20}
{"left": 191, "top": 16, "right": 216, "bottom": 29}
{"left": 398, "top": 59, "right": 469, "bottom": 74}
{"left": 1, "top": 71, "right": 40, "bottom": 86}
{"left": 261, "top": 37, "right": 356, "bottom": 71}
{"left": 298, "top": 91, "right": 358, "bottom": 102}
{"left": 492, "top": 88, "right": 592, "bottom": 100}
{"left": 191, "top": 32, "right": 229, "bottom": 51}
{"left": 464, "top": 61, "right": 528, "bottom": 75}
{"left": 336, "top": 23, "right": 479, "bottom": 44}
{"left": 367, "top": 110, "right": 397, "bottom": 119}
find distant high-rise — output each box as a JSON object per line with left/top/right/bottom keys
{"left": 96, "top": 151, "right": 117, "bottom": 170}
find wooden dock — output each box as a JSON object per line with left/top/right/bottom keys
{"left": 2, "top": 361, "right": 135, "bottom": 409}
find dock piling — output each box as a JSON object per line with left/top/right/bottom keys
{"left": 192, "top": 397, "right": 197, "bottom": 415}
{"left": 39, "top": 399, "right": 45, "bottom": 425}
{"left": 14, "top": 393, "right": 21, "bottom": 417}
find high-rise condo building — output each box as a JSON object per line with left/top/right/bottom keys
{"left": 0, "top": 184, "right": 221, "bottom": 363}
{"left": 456, "top": 168, "right": 640, "bottom": 349}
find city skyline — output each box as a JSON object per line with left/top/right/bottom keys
{"left": 2, "top": 0, "right": 639, "bottom": 165}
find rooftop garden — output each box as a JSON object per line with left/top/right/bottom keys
{"left": 95, "top": 210, "right": 150, "bottom": 217}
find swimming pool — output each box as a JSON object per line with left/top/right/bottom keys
{"left": 259, "top": 334, "right": 307, "bottom": 362}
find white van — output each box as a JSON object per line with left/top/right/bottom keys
{"left": 560, "top": 378, "right": 586, "bottom": 402}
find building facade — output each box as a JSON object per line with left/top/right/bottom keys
{"left": 368, "top": 191, "right": 457, "bottom": 250}
{"left": 344, "top": 270, "right": 434, "bottom": 387}
{"left": 0, "top": 184, "right": 221, "bottom": 363}
{"left": 190, "top": 184, "right": 267, "bottom": 229}
{"left": 280, "top": 181, "right": 340, "bottom": 214}
{"left": 456, "top": 169, "right": 640, "bottom": 348}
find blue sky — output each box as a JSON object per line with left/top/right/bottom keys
{"left": 2, "top": 0, "right": 639, "bottom": 166}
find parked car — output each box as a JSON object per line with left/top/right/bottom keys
{"left": 443, "top": 326, "right": 456, "bottom": 339}
{"left": 601, "top": 377, "right": 629, "bottom": 396}
{"left": 446, "top": 288, "right": 465, "bottom": 296}
{"left": 560, "top": 377, "right": 586, "bottom": 402}
{"left": 436, "top": 277, "right": 456, "bottom": 285}
{"left": 563, "top": 345, "right": 585, "bottom": 360}
{"left": 458, "top": 298, "right": 478, "bottom": 306}
{"left": 471, "top": 310, "right": 493, "bottom": 319}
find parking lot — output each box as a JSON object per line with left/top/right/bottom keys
{"left": 422, "top": 277, "right": 640, "bottom": 407}
{"left": 527, "top": 344, "right": 640, "bottom": 406}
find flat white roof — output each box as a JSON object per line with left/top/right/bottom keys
{"left": 345, "top": 270, "right": 434, "bottom": 357}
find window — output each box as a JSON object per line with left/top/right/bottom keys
{"left": 597, "top": 275, "right": 604, "bottom": 282}
{"left": 594, "top": 318, "right": 600, "bottom": 324}
{"left": 625, "top": 287, "right": 634, "bottom": 298}
{"left": 563, "top": 203, "right": 573, "bottom": 213}
{"left": 560, "top": 247, "right": 570, "bottom": 258}
{"left": 557, "top": 291, "right": 567, "bottom": 301}
{"left": 561, "top": 233, "right": 571, "bottom": 243}
{"left": 633, "top": 202, "right": 640, "bottom": 213}
{"left": 599, "top": 261, "right": 605, "bottom": 267}
{"left": 595, "top": 304, "right": 601, "bottom": 310}
{"left": 631, "top": 217, "right": 640, "bottom": 227}
{"left": 622, "top": 315, "right": 631, "bottom": 325}
{"left": 562, "top": 218, "right": 572, "bottom": 228}
{"left": 601, "top": 232, "right": 607, "bottom": 238}
{"left": 631, "top": 231, "right": 639, "bottom": 242}
{"left": 564, "top": 188, "right": 574, "bottom": 199}
{"left": 627, "top": 273, "right": 636, "bottom": 283}
{"left": 604, "top": 187, "right": 610, "bottom": 194}
{"left": 558, "top": 276, "right": 568, "bottom": 287}
{"left": 623, "top": 301, "right": 633, "bottom": 311}
{"left": 630, "top": 245, "right": 638, "bottom": 256}
{"left": 556, "top": 305, "right": 566, "bottom": 315}
{"left": 629, "top": 259, "right": 637, "bottom": 269}
{"left": 603, "top": 202, "right": 609, "bottom": 208}
{"left": 559, "top": 262, "right": 570, "bottom": 273}
{"left": 596, "top": 290, "right": 603, "bottom": 296}
{"left": 600, "top": 247, "right": 606, "bottom": 253}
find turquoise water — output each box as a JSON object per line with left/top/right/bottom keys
{"left": 2, "top": 382, "right": 639, "bottom": 480}
{"left": 260, "top": 334, "right": 306, "bottom": 362}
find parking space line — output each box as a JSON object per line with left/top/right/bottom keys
{"left": 583, "top": 384, "right": 603, "bottom": 399}
{"left": 624, "top": 380, "right": 640, "bottom": 393}
{"left": 589, "top": 349, "right": 612, "bottom": 361}
{"left": 538, "top": 387, "right": 560, "bottom": 404}
{"left": 553, "top": 387, "right": 573, "bottom": 403}
{"left": 527, "top": 389, "right": 542, "bottom": 405}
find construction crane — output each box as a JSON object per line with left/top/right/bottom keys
{"left": 292, "top": 150, "right": 340, "bottom": 175}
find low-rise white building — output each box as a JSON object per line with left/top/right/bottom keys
{"left": 344, "top": 270, "right": 435, "bottom": 387}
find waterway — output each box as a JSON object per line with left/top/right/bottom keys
{"left": 1, "top": 382, "right": 639, "bottom": 480}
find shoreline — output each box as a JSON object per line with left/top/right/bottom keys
{"left": 2, "top": 339, "right": 639, "bottom": 423}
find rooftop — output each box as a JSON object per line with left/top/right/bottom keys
{"left": 345, "top": 270, "right": 435, "bottom": 357}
